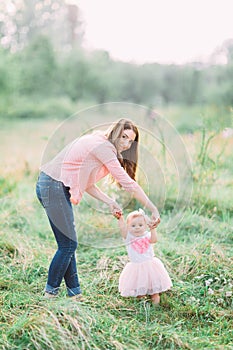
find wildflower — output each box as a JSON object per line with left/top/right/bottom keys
{"left": 188, "top": 296, "right": 200, "bottom": 304}
{"left": 217, "top": 298, "right": 224, "bottom": 304}
{"left": 226, "top": 291, "right": 232, "bottom": 297}
{"left": 208, "top": 288, "right": 214, "bottom": 295}
{"left": 222, "top": 128, "right": 233, "bottom": 138}
{"left": 189, "top": 296, "right": 196, "bottom": 302}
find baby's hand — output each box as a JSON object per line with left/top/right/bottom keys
{"left": 115, "top": 211, "right": 122, "bottom": 220}
{"left": 148, "top": 217, "right": 160, "bottom": 229}
{"left": 109, "top": 201, "right": 122, "bottom": 219}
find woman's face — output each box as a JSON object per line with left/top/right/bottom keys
{"left": 117, "top": 129, "right": 136, "bottom": 153}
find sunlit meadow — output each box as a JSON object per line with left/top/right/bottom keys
{"left": 0, "top": 106, "right": 232, "bottom": 349}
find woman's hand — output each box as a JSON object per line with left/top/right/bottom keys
{"left": 109, "top": 201, "right": 122, "bottom": 219}
{"left": 70, "top": 196, "right": 79, "bottom": 205}
{"left": 150, "top": 211, "right": 161, "bottom": 228}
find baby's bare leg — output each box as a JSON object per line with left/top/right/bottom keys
{"left": 151, "top": 293, "right": 160, "bottom": 304}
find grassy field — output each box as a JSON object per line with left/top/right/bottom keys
{"left": 0, "top": 112, "right": 232, "bottom": 350}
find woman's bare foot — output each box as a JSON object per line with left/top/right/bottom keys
{"left": 44, "top": 292, "right": 58, "bottom": 299}
{"left": 151, "top": 293, "right": 160, "bottom": 304}
{"left": 69, "top": 294, "right": 84, "bottom": 301}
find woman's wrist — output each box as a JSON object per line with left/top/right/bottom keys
{"left": 152, "top": 208, "right": 160, "bottom": 218}
{"left": 147, "top": 202, "right": 160, "bottom": 217}
{"left": 107, "top": 198, "right": 115, "bottom": 206}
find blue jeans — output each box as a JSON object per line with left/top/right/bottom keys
{"left": 36, "top": 172, "right": 81, "bottom": 296}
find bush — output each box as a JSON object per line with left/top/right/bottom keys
{"left": 1, "top": 96, "right": 76, "bottom": 120}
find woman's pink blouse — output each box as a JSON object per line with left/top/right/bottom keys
{"left": 40, "top": 133, "right": 139, "bottom": 203}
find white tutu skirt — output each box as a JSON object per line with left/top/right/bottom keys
{"left": 119, "top": 257, "right": 172, "bottom": 297}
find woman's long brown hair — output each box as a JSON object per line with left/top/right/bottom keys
{"left": 106, "top": 119, "right": 139, "bottom": 181}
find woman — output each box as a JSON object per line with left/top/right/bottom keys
{"left": 36, "top": 119, "right": 160, "bottom": 299}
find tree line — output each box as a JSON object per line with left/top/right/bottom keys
{"left": 0, "top": 0, "right": 233, "bottom": 116}
{"left": 1, "top": 34, "right": 233, "bottom": 106}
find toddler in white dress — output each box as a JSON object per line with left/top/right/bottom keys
{"left": 118, "top": 209, "right": 172, "bottom": 304}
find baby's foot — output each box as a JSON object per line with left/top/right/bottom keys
{"left": 137, "top": 295, "right": 146, "bottom": 299}
{"left": 151, "top": 293, "right": 160, "bottom": 305}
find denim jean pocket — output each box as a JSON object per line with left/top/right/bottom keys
{"left": 37, "top": 183, "right": 50, "bottom": 208}
{"left": 42, "top": 186, "right": 50, "bottom": 207}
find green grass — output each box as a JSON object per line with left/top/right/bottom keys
{"left": 0, "top": 115, "right": 232, "bottom": 349}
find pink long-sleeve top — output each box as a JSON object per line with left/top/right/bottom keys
{"left": 40, "top": 132, "right": 140, "bottom": 203}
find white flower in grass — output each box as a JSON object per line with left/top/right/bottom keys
{"left": 225, "top": 291, "right": 232, "bottom": 297}
{"left": 222, "top": 128, "right": 233, "bottom": 138}
{"left": 188, "top": 296, "right": 200, "bottom": 304}
{"left": 208, "top": 288, "right": 214, "bottom": 295}
{"left": 205, "top": 278, "right": 214, "bottom": 286}
{"left": 217, "top": 298, "right": 224, "bottom": 304}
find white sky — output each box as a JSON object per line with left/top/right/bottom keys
{"left": 73, "top": 0, "right": 233, "bottom": 64}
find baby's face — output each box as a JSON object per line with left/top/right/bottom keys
{"left": 127, "top": 216, "right": 147, "bottom": 237}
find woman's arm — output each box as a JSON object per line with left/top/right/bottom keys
{"left": 85, "top": 185, "right": 122, "bottom": 217}
{"left": 85, "top": 184, "right": 114, "bottom": 204}
{"left": 132, "top": 186, "right": 160, "bottom": 224}
{"left": 103, "top": 160, "right": 160, "bottom": 223}
{"left": 93, "top": 145, "right": 160, "bottom": 224}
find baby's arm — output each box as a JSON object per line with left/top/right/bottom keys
{"left": 117, "top": 215, "right": 127, "bottom": 239}
{"left": 148, "top": 222, "right": 158, "bottom": 243}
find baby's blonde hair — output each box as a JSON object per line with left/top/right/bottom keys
{"left": 126, "top": 209, "right": 149, "bottom": 225}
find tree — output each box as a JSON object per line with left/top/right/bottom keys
{"left": 0, "top": 0, "right": 84, "bottom": 52}
{"left": 59, "top": 48, "right": 89, "bottom": 101}
{"left": 18, "top": 35, "right": 57, "bottom": 95}
{"left": 210, "top": 38, "right": 233, "bottom": 65}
